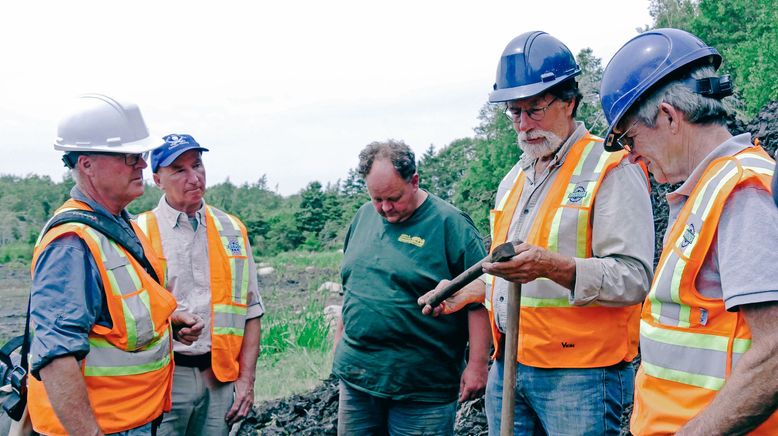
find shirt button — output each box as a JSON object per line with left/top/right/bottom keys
{"left": 499, "top": 296, "right": 504, "bottom": 302}
{"left": 523, "top": 209, "right": 529, "bottom": 214}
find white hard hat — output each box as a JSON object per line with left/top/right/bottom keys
{"left": 54, "top": 94, "right": 163, "bottom": 154}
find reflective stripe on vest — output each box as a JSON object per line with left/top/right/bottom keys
{"left": 207, "top": 206, "right": 250, "bottom": 307}
{"left": 85, "top": 329, "right": 172, "bottom": 377}
{"left": 641, "top": 149, "right": 775, "bottom": 389}
{"left": 206, "top": 206, "right": 249, "bottom": 337}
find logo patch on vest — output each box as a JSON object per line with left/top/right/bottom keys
{"left": 680, "top": 223, "right": 696, "bottom": 248}
{"left": 398, "top": 234, "right": 425, "bottom": 248}
{"left": 561, "top": 342, "right": 575, "bottom": 348}
{"left": 567, "top": 185, "right": 587, "bottom": 203}
{"left": 226, "top": 237, "right": 242, "bottom": 255}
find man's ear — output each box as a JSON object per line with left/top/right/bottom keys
{"left": 658, "top": 102, "right": 681, "bottom": 134}
{"left": 78, "top": 155, "right": 94, "bottom": 176}
{"left": 410, "top": 173, "right": 419, "bottom": 189}
{"left": 153, "top": 172, "right": 162, "bottom": 189}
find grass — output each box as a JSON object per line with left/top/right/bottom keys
{"left": 0, "top": 243, "right": 32, "bottom": 263}
{"left": 253, "top": 250, "right": 341, "bottom": 402}
{"left": 255, "top": 297, "right": 335, "bottom": 402}
{"left": 257, "top": 250, "right": 342, "bottom": 271}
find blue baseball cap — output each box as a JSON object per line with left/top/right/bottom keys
{"left": 151, "top": 134, "right": 209, "bottom": 172}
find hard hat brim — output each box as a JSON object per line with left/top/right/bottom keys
{"left": 488, "top": 72, "right": 580, "bottom": 103}
{"left": 54, "top": 132, "right": 165, "bottom": 154}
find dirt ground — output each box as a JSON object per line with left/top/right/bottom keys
{"left": 0, "top": 262, "right": 30, "bottom": 342}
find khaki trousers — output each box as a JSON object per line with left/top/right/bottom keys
{"left": 157, "top": 365, "right": 235, "bottom": 436}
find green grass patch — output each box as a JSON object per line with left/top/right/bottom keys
{"left": 256, "top": 290, "right": 335, "bottom": 401}
{"left": 257, "top": 250, "right": 342, "bottom": 270}
{"left": 0, "top": 243, "right": 33, "bottom": 263}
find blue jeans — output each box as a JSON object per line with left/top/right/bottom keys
{"left": 485, "top": 359, "right": 634, "bottom": 436}
{"left": 337, "top": 381, "right": 457, "bottom": 435}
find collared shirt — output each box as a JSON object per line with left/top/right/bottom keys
{"left": 29, "top": 187, "right": 140, "bottom": 376}
{"left": 152, "top": 196, "right": 264, "bottom": 356}
{"left": 665, "top": 133, "right": 778, "bottom": 309}
{"left": 492, "top": 122, "right": 655, "bottom": 333}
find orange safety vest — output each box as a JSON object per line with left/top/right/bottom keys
{"left": 632, "top": 146, "right": 778, "bottom": 435}
{"left": 136, "top": 204, "right": 250, "bottom": 382}
{"left": 27, "top": 199, "right": 176, "bottom": 436}
{"left": 486, "top": 133, "right": 644, "bottom": 368}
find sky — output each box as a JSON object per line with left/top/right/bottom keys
{"left": 0, "top": 1, "right": 653, "bottom": 196}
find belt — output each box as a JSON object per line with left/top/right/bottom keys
{"left": 173, "top": 352, "right": 211, "bottom": 370}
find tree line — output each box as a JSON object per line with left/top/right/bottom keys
{"left": 1, "top": 0, "right": 775, "bottom": 263}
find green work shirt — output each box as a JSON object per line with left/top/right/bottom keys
{"left": 333, "top": 193, "right": 487, "bottom": 402}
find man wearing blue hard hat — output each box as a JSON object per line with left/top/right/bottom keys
{"left": 600, "top": 28, "right": 778, "bottom": 435}
{"left": 425, "top": 31, "right": 654, "bottom": 435}
{"left": 136, "top": 134, "right": 265, "bottom": 436}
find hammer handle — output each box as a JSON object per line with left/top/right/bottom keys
{"left": 500, "top": 281, "right": 522, "bottom": 436}
{"left": 424, "top": 255, "right": 489, "bottom": 308}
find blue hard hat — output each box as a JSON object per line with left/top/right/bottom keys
{"left": 151, "top": 134, "right": 209, "bottom": 172}
{"left": 489, "top": 31, "right": 581, "bottom": 103}
{"left": 600, "top": 28, "right": 722, "bottom": 151}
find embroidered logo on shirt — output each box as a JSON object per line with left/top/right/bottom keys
{"left": 567, "top": 185, "right": 587, "bottom": 203}
{"left": 398, "top": 234, "right": 425, "bottom": 248}
{"left": 680, "top": 223, "right": 696, "bottom": 248}
{"left": 226, "top": 237, "right": 242, "bottom": 255}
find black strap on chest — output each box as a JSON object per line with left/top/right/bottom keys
{"left": 43, "top": 210, "right": 159, "bottom": 283}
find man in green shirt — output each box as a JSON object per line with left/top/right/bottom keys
{"left": 332, "top": 139, "right": 491, "bottom": 435}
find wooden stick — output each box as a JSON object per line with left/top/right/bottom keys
{"left": 500, "top": 281, "right": 522, "bottom": 436}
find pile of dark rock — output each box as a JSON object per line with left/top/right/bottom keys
{"left": 239, "top": 101, "right": 778, "bottom": 435}
{"left": 237, "top": 374, "right": 487, "bottom": 435}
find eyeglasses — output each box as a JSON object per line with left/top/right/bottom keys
{"left": 504, "top": 97, "right": 557, "bottom": 123}
{"left": 86, "top": 152, "right": 149, "bottom": 167}
{"left": 607, "top": 120, "right": 638, "bottom": 152}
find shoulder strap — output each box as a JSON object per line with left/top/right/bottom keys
{"left": 42, "top": 210, "right": 159, "bottom": 283}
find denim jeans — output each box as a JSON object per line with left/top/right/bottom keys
{"left": 485, "top": 359, "right": 635, "bottom": 436}
{"left": 337, "top": 380, "right": 457, "bottom": 436}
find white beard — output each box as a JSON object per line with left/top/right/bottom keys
{"left": 518, "top": 129, "right": 564, "bottom": 160}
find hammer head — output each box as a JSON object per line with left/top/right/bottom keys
{"left": 490, "top": 241, "right": 519, "bottom": 262}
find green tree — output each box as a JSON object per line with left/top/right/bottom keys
{"left": 576, "top": 48, "right": 608, "bottom": 136}
{"left": 454, "top": 104, "right": 520, "bottom": 234}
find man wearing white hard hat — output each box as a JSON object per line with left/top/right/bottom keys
{"left": 24, "top": 94, "right": 197, "bottom": 436}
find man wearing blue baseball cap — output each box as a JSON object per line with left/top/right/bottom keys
{"left": 136, "top": 134, "right": 265, "bottom": 435}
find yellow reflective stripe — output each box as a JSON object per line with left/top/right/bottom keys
{"left": 121, "top": 297, "right": 139, "bottom": 351}
{"left": 576, "top": 208, "right": 588, "bottom": 258}
{"left": 214, "top": 304, "right": 247, "bottom": 315}
{"left": 213, "top": 327, "right": 244, "bottom": 336}
{"left": 520, "top": 296, "right": 571, "bottom": 308}
{"left": 641, "top": 320, "right": 751, "bottom": 353}
{"left": 642, "top": 360, "right": 724, "bottom": 391}
{"left": 547, "top": 208, "right": 564, "bottom": 253}
{"left": 84, "top": 352, "right": 171, "bottom": 377}
{"left": 670, "top": 257, "right": 688, "bottom": 327}
{"left": 592, "top": 148, "right": 612, "bottom": 175}
{"left": 572, "top": 141, "right": 595, "bottom": 176}
{"left": 135, "top": 213, "right": 149, "bottom": 236}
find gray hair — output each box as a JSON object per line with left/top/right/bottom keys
{"left": 357, "top": 139, "right": 416, "bottom": 182}
{"left": 629, "top": 65, "right": 731, "bottom": 128}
